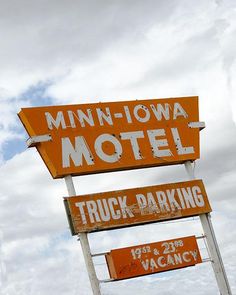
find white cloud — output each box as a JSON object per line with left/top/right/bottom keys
{"left": 1, "top": 0, "right": 236, "bottom": 294}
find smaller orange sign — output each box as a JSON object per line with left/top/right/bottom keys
{"left": 106, "top": 236, "right": 202, "bottom": 280}
{"left": 64, "top": 179, "right": 211, "bottom": 234}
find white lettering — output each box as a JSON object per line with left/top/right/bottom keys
{"left": 190, "top": 250, "right": 198, "bottom": 261}
{"left": 75, "top": 202, "right": 87, "bottom": 224}
{"left": 118, "top": 196, "right": 134, "bottom": 218}
{"left": 94, "top": 134, "right": 122, "bottom": 163}
{"left": 141, "top": 259, "right": 149, "bottom": 271}
{"left": 45, "top": 111, "right": 66, "bottom": 130}
{"left": 157, "top": 256, "right": 166, "bottom": 267}
{"left": 62, "top": 136, "right": 94, "bottom": 168}
{"left": 171, "top": 128, "right": 194, "bottom": 155}
{"left": 192, "top": 186, "right": 204, "bottom": 207}
{"left": 133, "top": 105, "right": 151, "bottom": 123}
{"left": 136, "top": 194, "right": 147, "bottom": 215}
{"left": 77, "top": 109, "right": 94, "bottom": 127}
{"left": 124, "top": 106, "right": 132, "bottom": 123}
{"left": 182, "top": 251, "right": 191, "bottom": 263}
{"left": 108, "top": 198, "right": 121, "bottom": 219}
{"left": 181, "top": 187, "right": 196, "bottom": 208}
{"left": 96, "top": 107, "right": 113, "bottom": 126}
{"left": 156, "top": 191, "right": 170, "bottom": 212}
{"left": 67, "top": 111, "right": 76, "bottom": 128}
{"left": 173, "top": 103, "right": 188, "bottom": 119}
{"left": 97, "top": 199, "right": 110, "bottom": 222}
{"left": 87, "top": 200, "right": 101, "bottom": 223}
{"left": 150, "top": 258, "right": 158, "bottom": 271}
{"left": 150, "top": 103, "right": 170, "bottom": 120}
{"left": 174, "top": 253, "right": 182, "bottom": 264}
{"left": 147, "top": 192, "right": 160, "bottom": 213}
{"left": 167, "top": 254, "right": 175, "bottom": 265}
{"left": 176, "top": 188, "right": 186, "bottom": 209}
{"left": 120, "top": 131, "right": 144, "bottom": 160}
{"left": 166, "top": 189, "right": 181, "bottom": 211}
{"left": 147, "top": 129, "right": 172, "bottom": 158}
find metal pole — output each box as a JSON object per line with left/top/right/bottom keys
{"left": 65, "top": 175, "right": 101, "bottom": 295}
{"left": 184, "top": 161, "right": 232, "bottom": 295}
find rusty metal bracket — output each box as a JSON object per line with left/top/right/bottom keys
{"left": 26, "top": 134, "right": 52, "bottom": 147}
{"left": 188, "top": 121, "right": 206, "bottom": 130}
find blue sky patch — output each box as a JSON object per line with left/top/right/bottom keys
{"left": 21, "top": 81, "right": 54, "bottom": 107}
{"left": 2, "top": 136, "right": 27, "bottom": 161}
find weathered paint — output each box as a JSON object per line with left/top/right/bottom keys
{"left": 64, "top": 179, "right": 211, "bottom": 234}
{"left": 106, "top": 236, "right": 202, "bottom": 280}
{"left": 18, "top": 97, "right": 201, "bottom": 178}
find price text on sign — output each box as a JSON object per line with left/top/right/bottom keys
{"left": 64, "top": 179, "right": 211, "bottom": 234}
{"left": 18, "top": 97, "right": 201, "bottom": 178}
{"left": 105, "top": 236, "right": 202, "bottom": 280}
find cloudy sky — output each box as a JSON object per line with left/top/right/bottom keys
{"left": 0, "top": 0, "right": 236, "bottom": 294}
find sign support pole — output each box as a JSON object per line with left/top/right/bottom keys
{"left": 184, "top": 161, "right": 232, "bottom": 295}
{"left": 65, "top": 175, "right": 101, "bottom": 295}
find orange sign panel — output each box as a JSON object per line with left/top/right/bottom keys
{"left": 64, "top": 179, "right": 211, "bottom": 234}
{"left": 106, "top": 236, "right": 202, "bottom": 280}
{"left": 18, "top": 97, "right": 201, "bottom": 178}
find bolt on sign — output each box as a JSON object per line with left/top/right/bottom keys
{"left": 64, "top": 179, "right": 211, "bottom": 234}
{"left": 105, "top": 236, "right": 202, "bottom": 280}
{"left": 18, "top": 96, "right": 203, "bottom": 179}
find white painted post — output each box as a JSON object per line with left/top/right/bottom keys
{"left": 65, "top": 175, "right": 101, "bottom": 295}
{"left": 184, "top": 161, "right": 232, "bottom": 295}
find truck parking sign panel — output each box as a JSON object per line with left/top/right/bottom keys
{"left": 64, "top": 179, "right": 211, "bottom": 234}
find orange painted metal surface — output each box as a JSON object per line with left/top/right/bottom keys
{"left": 64, "top": 179, "right": 211, "bottom": 234}
{"left": 105, "top": 236, "right": 202, "bottom": 280}
{"left": 18, "top": 97, "right": 201, "bottom": 178}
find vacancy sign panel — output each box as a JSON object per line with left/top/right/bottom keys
{"left": 18, "top": 96, "right": 201, "bottom": 178}
{"left": 64, "top": 179, "right": 211, "bottom": 234}
{"left": 105, "top": 236, "right": 202, "bottom": 280}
